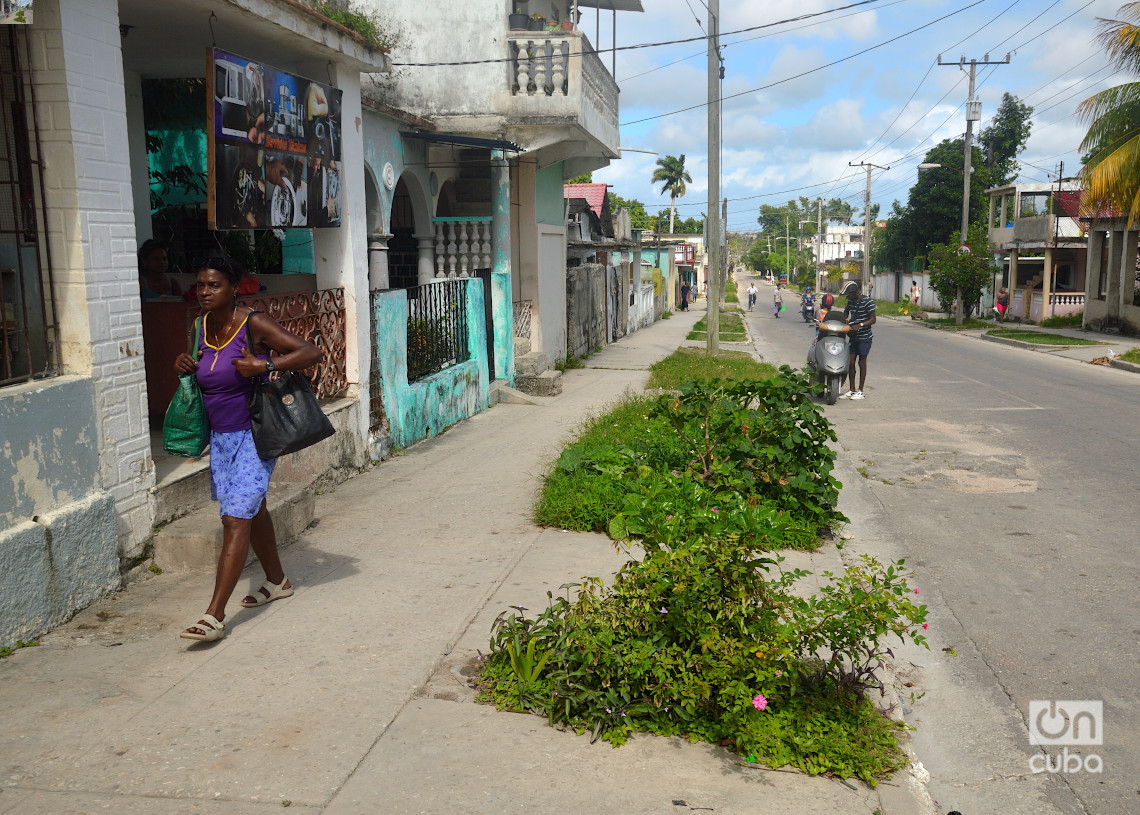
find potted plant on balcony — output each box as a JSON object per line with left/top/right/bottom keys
{"left": 528, "top": 12, "right": 546, "bottom": 31}
{"left": 509, "top": 0, "right": 529, "bottom": 30}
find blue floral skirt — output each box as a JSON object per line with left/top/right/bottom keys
{"left": 209, "top": 430, "right": 276, "bottom": 519}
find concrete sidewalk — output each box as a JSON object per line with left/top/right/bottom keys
{"left": 0, "top": 302, "right": 927, "bottom": 815}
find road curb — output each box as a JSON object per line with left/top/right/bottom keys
{"left": 978, "top": 332, "right": 1091, "bottom": 353}
{"left": 1110, "top": 358, "right": 1140, "bottom": 374}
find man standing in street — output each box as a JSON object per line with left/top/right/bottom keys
{"left": 746, "top": 281, "right": 758, "bottom": 311}
{"left": 840, "top": 281, "right": 876, "bottom": 400}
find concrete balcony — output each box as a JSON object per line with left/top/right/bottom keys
{"left": 505, "top": 31, "right": 620, "bottom": 160}
{"left": 990, "top": 214, "right": 1085, "bottom": 250}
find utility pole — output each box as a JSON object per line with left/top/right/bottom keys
{"left": 939, "top": 52, "right": 1009, "bottom": 324}
{"left": 706, "top": 0, "right": 721, "bottom": 354}
{"left": 721, "top": 197, "right": 728, "bottom": 299}
{"left": 849, "top": 162, "right": 889, "bottom": 292}
{"left": 817, "top": 198, "right": 823, "bottom": 290}
{"left": 785, "top": 215, "right": 791, "bottom": 285}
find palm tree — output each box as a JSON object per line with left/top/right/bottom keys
{"left": 1078, "top": 3, "right": 1140, "bottom": 223}
{"left": 651, "top": 154, "right": 692, "bottom": 233}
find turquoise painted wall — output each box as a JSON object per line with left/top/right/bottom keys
{"left": 371, "top": 279, "right": 491, "bottom": 449}
{"left": 282, "top": 231, "right": 314, "bottom": 275}
{"left": 535, "top": 162, "right": 565, "bottom": 226}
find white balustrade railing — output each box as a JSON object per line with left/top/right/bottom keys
{"left": 1050, "top": 293, "right": 1085, "bottom": 306}
{"left": 433, "top": 218, "right": 493, "bottom": 280}
{"left": 510, "top": 34, "right": 570, "bottom": 97}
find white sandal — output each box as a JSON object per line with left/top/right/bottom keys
{"left": 241, "top": 577, "right": 294, "bottom": 608}
{"left": 180, "top": 614, "right": 225, "bottom": 641}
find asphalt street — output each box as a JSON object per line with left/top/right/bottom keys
{"left": 746, "top": 277, "right": 1140, "bottom": 815}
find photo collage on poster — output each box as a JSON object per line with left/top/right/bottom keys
{"left": 209, "top": 48, "right": 343, "bottom": 230}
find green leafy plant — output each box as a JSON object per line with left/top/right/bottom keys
{"left": 478, "top": 537, "right": 927, "bottom": 783}
{"left": 316, "top": 1, "right": 399, "bottom": 50}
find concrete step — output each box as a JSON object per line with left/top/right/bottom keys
{"left": 514, "top": 350, "right": 550, "bottom": 378}
{"left": 152, "top": 482, "right": 315, "bottom": 572}
{"left": 515, "top": 368, "right": 563, "bottom": 397}
{"left": 513, "top": 336, "right": 531, "bottom": 359}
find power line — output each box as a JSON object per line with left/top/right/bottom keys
{"left": 390, "top": 0, "right": 882, "bottom": 67}
{"left": 620, "top": 0, "right": 986, "bottom": 126}
{"left": 620, "top": 0, "right": 908, "bottom": 83}
{"left": 1008, "top": 0, "right": 1097, "bottom": 54}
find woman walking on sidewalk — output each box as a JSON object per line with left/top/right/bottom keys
{"left": 173, "top": 256, "right": 322, "bottom": 642}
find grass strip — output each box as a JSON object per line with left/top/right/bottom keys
{"left": 647, "top": 347, "right": 776, "bottom": 390}
{"left": 687, "top": 311, "right": 746, "bottom": 342}
{"left": 987, "top": 329, "right": 1106, "bottom": 346}
{"left": 1119, "top": 348, "right": 1140, "bottom": 364}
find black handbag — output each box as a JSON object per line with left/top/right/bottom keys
{"left": 245, "top": 317, "right": 335, "bottom": 459}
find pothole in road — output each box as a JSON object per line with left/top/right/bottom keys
{"left": 855, "top": 451, "right": 1037, "bottom": 493}
{"left": 848, "top": 419, "right": 1038, "bottom": 494}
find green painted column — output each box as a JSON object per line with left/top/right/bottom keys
{"left": 491, "top": 149, "right": 514, "bottom": 384}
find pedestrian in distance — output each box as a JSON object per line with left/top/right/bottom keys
{"left": 995, "top": 287, "right": 1010, "bottom": 323}
{"left": 173, "top": 255, "right": 323, "bottom": 642}
{"left": 773, "top": 284, "right": 783, "bottom": 317}
{"left": 838, "top": 280, "right": 875, "bottom": 400}
{"left": 679, "top": 280, "right": 690, "bottom": 311}
{"left": 747, "top": 281, "right": 758, "bottom": 311}
{"left": 910, "top": 280, "right": 920, "bottom": 309}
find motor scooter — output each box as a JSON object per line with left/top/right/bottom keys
{"left": 806, "top": 315, "right": 850, "bottom": 404}
{"left": 800, "top": 296, "right": 816, "bottom": 323}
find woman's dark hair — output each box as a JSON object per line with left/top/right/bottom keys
{"left": 137, "top": 239, "right": 166, "bottom": 272}
{"left": 192, "top": 254, "right": 244, "bottom": 286}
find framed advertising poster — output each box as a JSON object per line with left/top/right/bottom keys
{"left": 207, "top": 48, "right": 343, "bottom": 230}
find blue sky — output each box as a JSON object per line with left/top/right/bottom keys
{"left": 593, "top": 0, "right": 1123, "bottom": 233}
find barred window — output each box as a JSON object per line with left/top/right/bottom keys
{"left": 0, "top": 26, "right": 58, "bottom": 387}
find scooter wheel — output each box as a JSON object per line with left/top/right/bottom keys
{"left": 825, "top": 375, "right": 840, "bottom": 405}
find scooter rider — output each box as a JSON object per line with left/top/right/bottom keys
{"left": 800, "top": 287, "right": 815, "bottom": 320}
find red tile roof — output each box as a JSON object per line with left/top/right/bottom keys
{"left": 563, "top": 183, "right": 607, "bottom": 218}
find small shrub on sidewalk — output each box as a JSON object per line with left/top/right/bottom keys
{"left": 477, "top": 537, "right": 928, "bottom": 784}
{"left": 535, "top": 366, "right": 844, "bottom": 545}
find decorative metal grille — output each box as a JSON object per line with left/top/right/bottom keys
{"left": 513, "top": 300, "right": 532, "bottom": 340}
{"left": 236, "top": 287, "right": 348, "bottom": 399}
{"left": 406, "top": 279, "right": 469, "bottom": 383}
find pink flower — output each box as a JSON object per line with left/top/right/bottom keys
{"left": 923, "top": 623, "right": 928, "bottom": 629}
{"left": 752, "top": 694, "right": 768, "bottom": 711}
{"left": 913, "top": 589, "right": 920, "bottom": 594}
{"left": 711, "top": 508, "right": 719, "bottom": 513}
{"left": 666, "top": 515, "right": 673, "bottom": 520}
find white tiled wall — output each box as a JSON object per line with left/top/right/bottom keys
{"left": 30, "top": 0, "right": 154, "bottom": 558}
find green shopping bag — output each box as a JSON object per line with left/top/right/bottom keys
{"left": 163, "top": 317, "right": 210, "bottom": 457}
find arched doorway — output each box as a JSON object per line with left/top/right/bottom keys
{"left": 388, "top": 178, "right": 418, "bottom": 289}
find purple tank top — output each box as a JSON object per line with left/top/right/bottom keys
{"left": 195, "top": 314, "right": 267, "bottom": 433}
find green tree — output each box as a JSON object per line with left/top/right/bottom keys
{"left": 824, "top": 198, "right": 855, "bottom": 224}
{"left": 567, "top": 172, "right": 593, "bottom": 184}
{"left": 981, "top": 92, "right": 1034, "bottom": 186}
{"left": 609, "top": 194, "right": 654, "bottom": 230}
{"left": 927, "top": 223, "right": 993, "bottom": 318}
{"left": 1079, "top": 3, "right": 1140, "bottom": 223}
{"left": 907, "top": 139, "right": 992, "bottom": 253}
{"left": 871, "top": 200, "right": 922, "bottom": 272}
{"left": 651, "top": 154, "right": 692, "bottom": 233}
